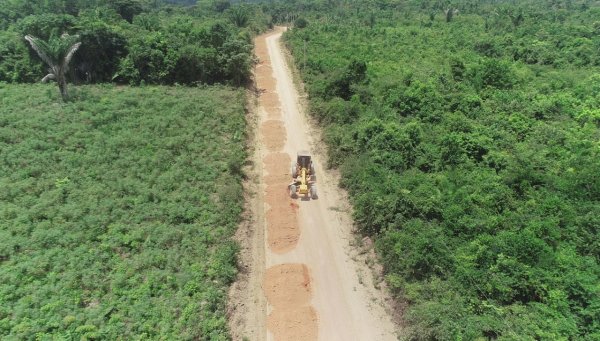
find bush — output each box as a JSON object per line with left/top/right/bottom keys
{"left": 294, "top": 17, "right": 308, "bottom": 28}
{"left": 378, "top": 219, "right": 453, "bottom": 281}
{"left": 471, "top": 58, "right": 515, "bottom": 90}
{"left": 73, "top": 24, "right": 128, "bottom": 82}
{"left": 0, "top": 30, "right": 43, "bottom": 82}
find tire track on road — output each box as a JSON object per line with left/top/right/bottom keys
{"left": 255, "top": 30, "right": 318, "bottom": 341}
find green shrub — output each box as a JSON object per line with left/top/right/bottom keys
{"left": 0, "top": 84, "right": 246, "bottom": 340}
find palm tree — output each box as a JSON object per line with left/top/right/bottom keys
{"left": 228, "top": 6, "right": 249, "bottom": 28}
{"left": 25, "top": 34, "right": 81, "bottom": 101}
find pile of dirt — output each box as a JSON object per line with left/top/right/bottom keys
{"left": 255, "top": 37, "right": 281, "bottom": 119}
{"left": 264, "top": 264, "right": 318, "bottom": 341}
{"left": 261, "top": 120, "right": 286, "bottom": 151}
{"left": 263, "top": 152, "right": 300, "bottom": 253}
{"left": 257, "top": 88, "right": 281, "bottom": 119}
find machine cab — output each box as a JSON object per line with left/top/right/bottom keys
{"left": 297, "top": 151, "right": 312, "bottom": 171}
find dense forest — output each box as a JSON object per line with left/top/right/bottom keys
{"left": 283, "top": 0, "right": 600, "bottom": 339}
{"left": 0, "top": 0, "right": 270, "bottom": 85}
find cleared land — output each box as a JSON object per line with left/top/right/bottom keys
{"left": 0, "top": 84, "right": 246, "bottom": 340}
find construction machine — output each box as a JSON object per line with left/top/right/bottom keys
{"left": 289, "top": 151, "right": 317, "bottom": 199}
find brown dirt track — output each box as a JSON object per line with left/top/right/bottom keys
{"left": 261, "top": 120, "right": 286, "bottom": 151}
{"left": 256, "top": 29, "right": 317, "bottom": 339}
{"left": 227, "top": 28, "right": 399, "bottom": 341}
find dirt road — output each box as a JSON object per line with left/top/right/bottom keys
{"left": 229, "top": 28, "right": 399, "bottom": 341}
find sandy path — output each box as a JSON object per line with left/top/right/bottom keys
{"left": 229, "top": 28, "right": 399, "bottom": 341}
{"left": 264, "top": 29, "right": 398, "bottom": 341}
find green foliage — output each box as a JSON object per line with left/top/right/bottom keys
{"left": 323, "top": 59, "right": 368, "bottom": 101}
{"left": 379, "top": 219, "right": 453, "bottom": 281}
{"left": 214, "top": 0, "right": 231, "bottom": 13}
{"left": 284, "top": 1, "right": 600, "bottom": 339}
{"left": 0, "top": 30, "right": 43, "bottom": 82}
{"left": 109, "top": 0, "right": 143, "bottom": 23}
{"left": 227, "top": 5, "right": 249, "bottom": 28}
{"left": 294, "top": 17, "right": 308, "bottom": 28}
{"left": 73, "top": 22, "right": 128, "bottom": 82}
{"left": 471, "top": 58, "right": 515, "bottom": 90}
{"left": 0, "top": 84, "right": 246, "bottom": 340}
{"left": 0, "top": 0, "right": 266, "bottom": 85}
{"left": 26, "top": 34, "right": 81, "bottom": 68}
{"left": 17, "top": 14, "right": 76, "bottom": 40}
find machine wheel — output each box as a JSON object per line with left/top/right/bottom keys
{"left": 292, "top": 165, "right": 297, "bottom": 177}
{"left": 310, "top": 185, "right": 318, "bottom": 199}
{"left": 290, "top": 185, "right": 297, "bottom": 198}
{"left": 310, "top": 162, "right": 316, "bottom": 175}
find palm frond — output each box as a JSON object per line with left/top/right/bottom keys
{"left": 24, "top": 35, "right": 55, "bottom": 68}
{"left": 62, "top": 42, "right": 82, "bottom": 71}
{"left": 229, "top": 6, "right": 249, "bottom": 27}
{"left": 41, "top": 73, "right": 56, "bottom": 83}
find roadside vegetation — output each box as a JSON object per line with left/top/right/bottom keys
{"left": 0, "top": 0, "right": 269, "bottom": 87}
{"left": 0, "top": 84, "right": 246, "bottom": 339}
{"left": 282, "top": 0, "right": 600, "bottom": 339}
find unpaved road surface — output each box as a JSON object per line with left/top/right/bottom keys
{"left": 229, "top": 28, "right": 399, "bottom": 341}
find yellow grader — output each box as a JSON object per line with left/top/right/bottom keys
{"left": 289, "top": 151, "right": 317, "bottom": 199}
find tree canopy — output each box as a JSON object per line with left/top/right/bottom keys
{"left": 282, "top": 0, "right": 600, "bottom": 339}
{"left": 0, "top": 0, "right": 270, "bottom": 85}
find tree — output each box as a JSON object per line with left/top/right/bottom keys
{"left": 294, "top": 17, "right": 308, "bottom": 28}
{"left": 73, "top": 25, "right": 127, "bottom": 82}
{"left": 214, "top": 0, "right": 231, "bottom": 13}
{"left": 109, "top": 0, "right": 143, "bottom": 23}
{"left": 17, "top": 14, "right": 75, "bottom": 40}
{"left": 473, "top": 58, "right": 514, "bottom": 89}
{"left": 0, "top": 30, "right": 43, "bottom": 82}
{"left": 327, "top": 59, "right": 368, "bottom": 100}
{"left": 228, "top": 5, "right": 249, "bottom": 28}
{"left": 219, "top": 38, "right": 252, "bottom": 86}
{"left": 444, "top": 8, "right": 458, "bottom": 22}
{"left": 25, "top": 34, "right": 81, "bottom": 100}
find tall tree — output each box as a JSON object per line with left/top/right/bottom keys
{"left": 228, "top": 5, "right": 249, "bottom": 28}
{"left": 25, "top": 33, "right": 81, "bottom": 101}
